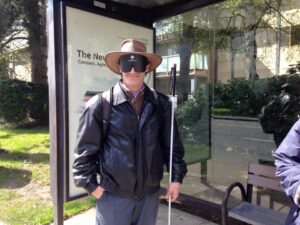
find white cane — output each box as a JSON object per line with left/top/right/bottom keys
{"left": 168, "top": 64, "right": 177, "bottom": 225}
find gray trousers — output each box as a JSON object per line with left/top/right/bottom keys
{"left": 96, "top": 191, "right": 160, "bottom": 225}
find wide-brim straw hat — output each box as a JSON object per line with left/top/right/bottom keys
{"left": 104, "top": 39, "right": 162, "bottom": 75}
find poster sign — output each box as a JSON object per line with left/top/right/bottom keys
{"left": 65, "top": 5, "right": 154, "bottom": 199}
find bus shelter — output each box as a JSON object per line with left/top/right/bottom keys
{"left": 48, "top": 0, "right": 295, "bottom": 224}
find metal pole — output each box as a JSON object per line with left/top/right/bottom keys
{"left": 48, "top": 1, "right": 64, "bottom": 224}
{"left": 168, "top": 64, "right": 177, "bottom": 225}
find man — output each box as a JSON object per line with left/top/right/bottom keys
{"left": 275, "top": 119, "right": 300, "bottom": 225}
{"left": 73, "top": 39, "right": 187, "bottom": 225}
{"left": 259, "top": 74, "right": 300, "bottom": 147}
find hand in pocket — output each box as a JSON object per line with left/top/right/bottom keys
{"left": 92, "top": 186, "right": 106, "bottom": 199}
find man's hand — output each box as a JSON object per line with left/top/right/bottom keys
{"left": 91, "top": 186, "right": 105, "bottom": 199}
{"left": 165, "top": 182, "right": 181, "bottom": 202}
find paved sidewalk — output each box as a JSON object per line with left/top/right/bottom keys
{"left": 62, "top": 203, "right": 217, "bottom": 225}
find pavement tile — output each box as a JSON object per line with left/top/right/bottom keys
{"left": 62, "top": 203, "right": 217, "bottom": 225}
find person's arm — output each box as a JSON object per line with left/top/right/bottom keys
{"left": 159, "top": 95, "right": 187, "bottom": 201}
{"left": 73, "top": 95, "right": 103, "bottom": 194}
{"left": 275, "top": 119, "right": 300, "bottom": 206}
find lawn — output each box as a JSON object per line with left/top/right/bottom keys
{"left": 0, "top": 126, "right": 95, "bottom": 225}
{"left": 0, "top": 126, "right": 209, "bottom": 224}
{"left": 184, "top": 143, "right": 211, "bottom": 165}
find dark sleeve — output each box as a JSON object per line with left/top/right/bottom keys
{"left": 72, "top": 95, "right": 102, "bottom": 193}
{"left": 275, "top": 119, "right": 300, "bottom": 202}
{"left": 159, "top": 95, "right": 188, "bottom": 183}
{"left": 259, "top": 99, "right": 277, "bottom": 133}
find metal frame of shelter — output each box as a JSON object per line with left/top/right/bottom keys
{"left": 47, "top": 0, "right": 224, "bottom": 224}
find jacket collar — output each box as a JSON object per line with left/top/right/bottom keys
{"left": 113, "top": 81, "right": 159, "bottom": 106}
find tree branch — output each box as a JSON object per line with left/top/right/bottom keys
{"left": 264, "top": 0, "right": 294, "bottom": 26}
{"left": 0, "top": 35, "right": 28, "bottom": 51}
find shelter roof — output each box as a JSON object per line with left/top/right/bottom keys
{"left": 90, "top": 0, "right": 224, "bottom": 22}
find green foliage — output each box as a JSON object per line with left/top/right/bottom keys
{"left": 0, "top": 79, "right": 30, "bottom": 122}
{"left": 27, "top": 82, "right": 49, "bottom": 124}
{"left": 213, "top": 82, "right": 232, "bottom": 108}
{"left": 229, "top": 79, "right": 258, "bottom": 116}
{"left": 176, "top": 85, "right": 210, "bottom": 144}
{"left": 0, "top": 79, "right": 48, "bottom": 125}
{"left": 214, "top": 79, "right": 267, "bottom": 116}
{"left": 177, "top": 75, "right": 292, "bottom": 138}
{"left": 176, "top": 86, "right": 207, "bottom": 126}
{"left": 213, "top": 76, "right": 292, "bottom": 117}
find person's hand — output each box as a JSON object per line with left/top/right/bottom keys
{"left": 165, "top": 182, "right": 181, "bottom": 202}
{"left": 294, "top": 185, "right": 300, "bottom": 206}
{"left": 91, "top": 186, "right": 105, "bottom": 199}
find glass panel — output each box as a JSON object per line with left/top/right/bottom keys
{"left": 154, "top": 0, "right": 300, "bottom": 213}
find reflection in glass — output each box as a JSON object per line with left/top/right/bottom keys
{"left": 154, "top": 0, "right": 300, "bottom": 213}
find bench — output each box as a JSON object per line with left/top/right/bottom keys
{"left": 221, "top": 163, "right": 288, "bottom": 225}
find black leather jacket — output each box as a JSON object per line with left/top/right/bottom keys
{"left": 73, "top": 82, "right": 187, "bottom": 199}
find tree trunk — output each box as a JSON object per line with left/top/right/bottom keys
{"left": 230, "top": 37, "right": 235, "bottom": 80}
{"left": 25, "top": 0, "right": 48, "bottom": 83}
{"left": 245, "top": 27, "right": 257, "bottom": 81}
{"left": 30, "top": 40, "right": 48, "bottom": 83}
{"left": 178, "top": 15, "right": 193, "bottom": 103}
{"left": 244, "top": 2, "right": 258, "bottom": 81}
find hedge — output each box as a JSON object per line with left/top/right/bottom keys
{"left": 0, "top": 79, "right": 48, "bottom": 125}
{"left": 175, "top": 74, "right": 295, "bottom": 144}
{"left": 213, "top": 75, "right": 289, "bottom": 117}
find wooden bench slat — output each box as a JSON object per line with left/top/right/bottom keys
{"left": 249, "top": 163, "right": 277, "bottom": 178}
{"left": 248, "top": 174, "right": 283, "bottom": 192}
{"left": 229, "top": 202, "right": 287, "bottom": 225}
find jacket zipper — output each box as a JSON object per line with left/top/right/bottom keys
{"left": 134, "top": 114, "right": 140, "bottom": 199}
{"left": 129, "top": 99, "right": 143, "bottom": 199}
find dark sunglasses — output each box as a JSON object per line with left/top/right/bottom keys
{"left": 119, "top": 54, "right": 149, "bottom": 73}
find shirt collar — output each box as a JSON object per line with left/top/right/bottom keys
{"left": 119, "top": 80, "right": 145, "bottom": 99}
{"left": 113, "top": 81, "right": 158, "bottom": 106}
